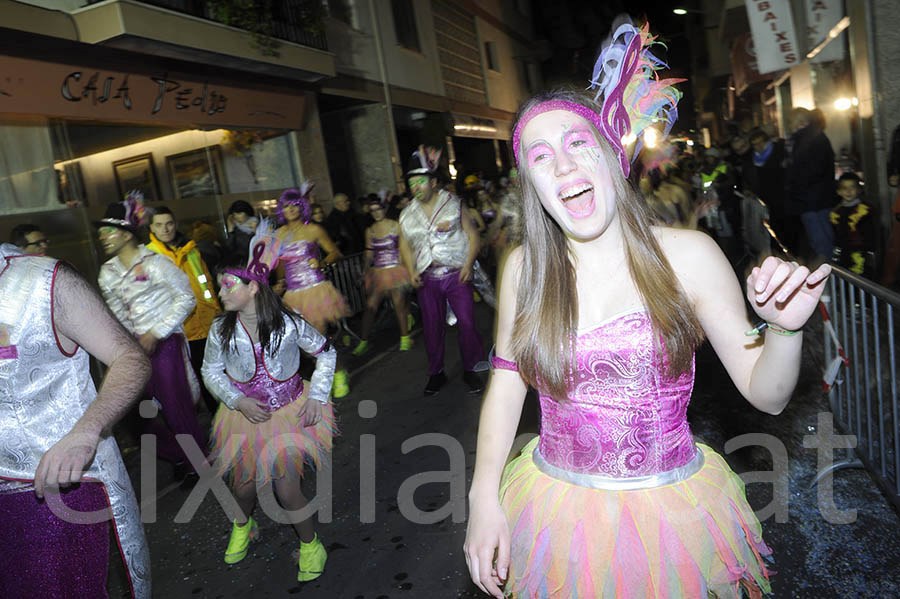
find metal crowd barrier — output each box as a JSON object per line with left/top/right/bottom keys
{"left": 323, "top": 251, "right": 367, "bottom": 316}
{"left": 820, "top": 266, "right": 900, "bottom": 512}
{"left": 736, "top": 189, "right": 900, "bottom": 511}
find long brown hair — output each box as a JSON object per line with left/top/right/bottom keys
{"left": 510, "top": 89, "right": 704, "bottom": 400}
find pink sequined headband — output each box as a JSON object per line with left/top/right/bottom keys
{"left": 512, "top": 100, "right": 605, "bottom": 167}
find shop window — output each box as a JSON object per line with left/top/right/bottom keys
{"left": 485, "top": 42, "right": 500, "bottom": 72}
{"left": 391, "top": 0, "right": 420, "bottom": 52}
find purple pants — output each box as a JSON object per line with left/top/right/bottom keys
{"left": 0, "top": 482, "right": 110, "bottom": 597}
{"left": 417, "top": 269, "right": 484, "bottom": 376}
{"left": 145, "top": 334, "right": 208, "bottom": 467}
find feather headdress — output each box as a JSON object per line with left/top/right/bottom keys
{"left": 589, "top": 19, "right": 684, "bottom": 176}
{"left": 511, "top": 17, "right": 683, "bottom": 178}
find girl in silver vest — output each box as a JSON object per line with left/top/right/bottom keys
{"left": 202, "top": 221, "right": 337, "bottom": 582}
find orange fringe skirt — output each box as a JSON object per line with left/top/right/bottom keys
{"left": 209, "top": 384, "right": 336, "bottom": 487}
{"left": 283, "top": 282, "right": 349, "bottom": 332}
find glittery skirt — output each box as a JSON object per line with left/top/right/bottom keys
{"left": 0, "top": 482, "right": 111, "bottom": 597}
{"left": 499, "top": 438, "right": 772, "bottom": 599}
{"left": 283, "top": 282, "right": 349, "bottom": 332}
{"left": 364, "top": 265, "right": 411, "bottom": 295}
{"left": 209, "top": 384, "right": 336, "bottom": 487}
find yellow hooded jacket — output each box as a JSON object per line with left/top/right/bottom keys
{"left": 147, "top": 233, "right": 221, "bottom": 341}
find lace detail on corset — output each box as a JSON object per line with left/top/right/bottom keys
{"left": 537, "top": 310, "right": 696, "bottom": 478}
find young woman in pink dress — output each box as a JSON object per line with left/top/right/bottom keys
{"left": 464, "top": 20, "right": 831, "bottom": 599}
{"left": 353, "top": 194, "right": 413, "bottom": 356}
{"left": 275, "top": 184, "right": 351, "bottom": 398}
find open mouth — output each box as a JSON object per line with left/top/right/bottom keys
{"left": 558, "top": 181, "right": 595, "bottom": 218}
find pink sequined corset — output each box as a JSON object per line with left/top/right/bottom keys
{"left": 537, "top": 309, "right": 697, "bottom": 481}
{"left": 282, "top": 240, "right": 325, "bottom": 290}
{"left": 371, "top": 234, "right": 400, "bottom": 268}
{"left": 231, "top": 343, "right": 304, "bottom": 413}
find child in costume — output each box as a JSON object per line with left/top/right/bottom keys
{"left": 275, "top": 184, "right": 351, "bottom": 398}
{"left": 830, "top": 172, "right": 876, "bottom": 278}
{"left": 202, "top": 219, "right": 337, "bottom": 582}
{"left": 353, "top": 194, "right": 413, "bottom": 356}
{"left": 464, "top": 18, "right": 831, "bottom": 599}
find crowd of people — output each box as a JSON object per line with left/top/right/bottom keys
{"left": 638, "top": 106, "right": 900, "bottom": 287}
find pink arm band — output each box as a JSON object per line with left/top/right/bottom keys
{"left": 491, "top": 355, "right": 519, "bottom": 372}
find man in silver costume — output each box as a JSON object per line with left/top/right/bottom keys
{"left": 399, "top": 146, "right": 486, "bottom": 396}
{"left": 95, "top": 199, "right": 207, "bottom": 475}
{"left": 0, "top": 243, "right": 152, "bottom": 597}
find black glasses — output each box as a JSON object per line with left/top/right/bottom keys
{"left": 26, "top": 238, "right": 50, "bottom": 247}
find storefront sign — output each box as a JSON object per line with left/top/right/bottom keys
{"left": 806, "top": 0, "right": 844, "bottom": 63}
{"left": 0, "top": 56, "right": 304, "bottom": 130}
{"left": 731, "top": 33, "right": 771, "bottom": 95}
{"left": 744, "top": 0, "right": 800, "bottom": 74}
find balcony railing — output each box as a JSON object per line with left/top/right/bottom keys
{"left": 86, "top": 0, "right": 328, "bottom": 52}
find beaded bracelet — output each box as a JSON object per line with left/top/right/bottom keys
{"left": 744, "top": 322, "right": 800, "bottom": 337}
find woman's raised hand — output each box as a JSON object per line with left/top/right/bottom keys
{"left": 746, "top": 256, "right": 832, "bottom": 332}
{"left": 464, "top": 500, "right": 511, "bottom": 598}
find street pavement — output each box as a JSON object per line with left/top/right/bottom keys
{"left": 107, "top": 302, "right": 900, "bottom": 598}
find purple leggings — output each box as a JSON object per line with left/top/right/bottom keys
{"left": 0, "top": 482, "right": 110, "bottom": 597}
{"left": 417, "top": 269, "right": 484, "bottom": 375}
{"left": 145, "top": 334, "right": 208, "bottom": 467}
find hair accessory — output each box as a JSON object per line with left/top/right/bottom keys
{"left": 277, "top": 183, "right": 314, "bottom": 224}
{"left": 589, "top": 20, "right": 684, "bottom": 177}
{"left": 123, "top": 191, "right": 148, "bottom": 227}
{"left": 224, "top": 218, "right": 282, "bottom": 284}
{"left": 511, "top": 18, "right": 684, "bottom": 178}
{"left": 744, "top": 321, "right": 800, "bottom": 337}
{"left": 95, "top": 192, "right": 147, "bottom": 231}
{"left": 407, "top": 145, "right": 442, "bottom": 176}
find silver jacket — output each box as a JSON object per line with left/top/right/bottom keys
{"left": 202, "top": 313, "right": 336, "bottom": 408}
{"left": 399, "top": 190, "right": 470, "bottom": 275}
{"left": 98, "top": 245, "right": 196, "bottom": 338}
{"left": 0, "top": 244, "right": 150, "bottom": 598}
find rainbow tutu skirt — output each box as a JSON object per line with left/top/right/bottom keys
{"left": 499, "top": 438, "right": 772, "bottom": 599}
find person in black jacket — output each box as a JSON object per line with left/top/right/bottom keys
{"left": 746, "top": 128, "right": 788, "bottom": 247}
{"left": 324, "top": 193, "right": 365, "bottom": 255}
{"left": 224, "top": 200, "right": 257, "bottom": 262}
{"left": 785, "top": 108, "right": 835, "bottom": 259}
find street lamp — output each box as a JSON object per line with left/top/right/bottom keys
{"left": 673, "top": 8, "right": 688, "bottom": 15}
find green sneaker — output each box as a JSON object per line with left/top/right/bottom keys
{"left": 297, "top": 534, "right": 327, "bottom": 582}
{"left": 332, "top": 369, "right": 350, "bottom": 399}
{"left": 352, "top": 340, "right": 370, "bottom": 356}
{"left": 224, "top": 517, "right": 259, "bottom": 564}
{"left": 399, "top": 335, "right": 413, "bottom": 351}
{"left": 407, "top": 314, "right": 416, "bottom": 330}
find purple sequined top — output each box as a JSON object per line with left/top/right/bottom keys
{"left": 231, "top": 343, "right": 304, "bottom": 413}
{"left": 370, "top": 234, "right": 401, "bottom": 269}
{"left": 282, "top": 240, "right": 325, "bottom": 290}
{"left": 537, "top": 309, "right": 697, "bottom": 479}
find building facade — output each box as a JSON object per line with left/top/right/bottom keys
{"left": 0, "top": 0, "right": 540, "bottom": 278}
{"left": 696, "top": 0, "right": 900, "bottom": 231}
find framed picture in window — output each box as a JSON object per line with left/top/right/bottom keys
{"left": 112, "top": 154, "right": 159, "bottom": 203}
{"left": 166, "top": 146, "right": 227, "bottom": 200}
